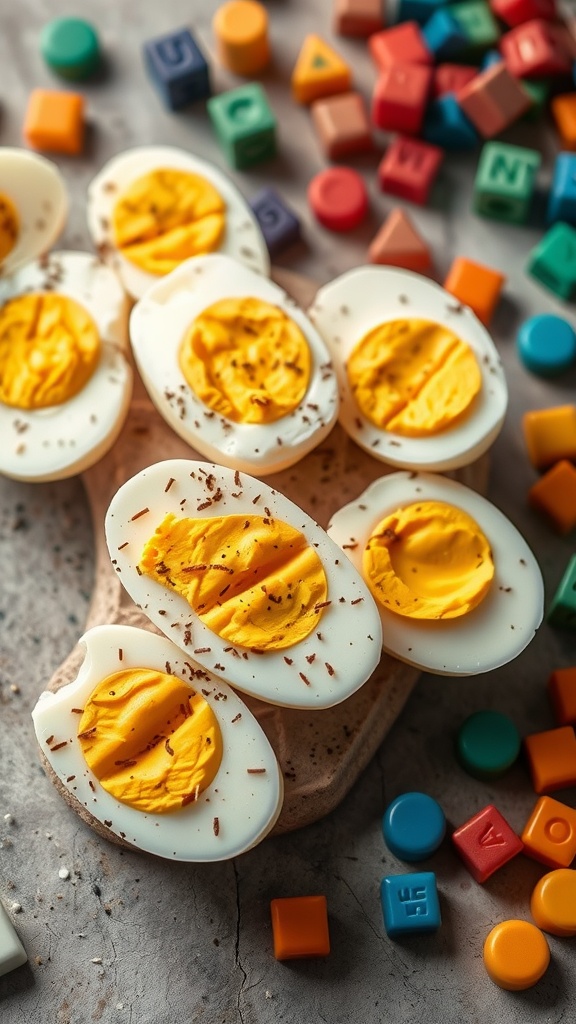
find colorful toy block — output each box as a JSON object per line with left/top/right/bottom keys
{"left": 530, "top": 462, "right": 576, "bottom": 534}
{"left": 249, "top": 187, "right": 301, "bottom": 255}
{"left": 397, "top": 0, "right": 449, "bottom": 24}
{"left": 452, "top": 804, "right": 524, "bottom": 882}
{"left": 443, "top": 256, "right": 505, "bottom": 325}
{"left": 270, "top": 896, "right": 330, "bottom": 959}
{"left": 524, "top": 726, "right": 576, "bottom": 793}
{"left": 334, "top": 0, "right": 384, "bottom": 36}
{"left": 527, "top": 222, "right": 576, "bottom": 299}
{"left": 521, "top": 78, "right": 549, "bottom": 118}
{"left": 213, "top": 0, "right": 270, "bottom": 76}
{"left": 547, "top": 553, "right": 576, "bottom": 630}
{"left": 423, "top": 94, "right": 479, "bottom": 150}
{"left": 490, "top": 0, "right": 557, "bottom": 29}
{"left": 517, "top": 313, "right": 576, "bottom": 376}
{"left": 143, "top": 28, "right": 211, "bottom": 110}
{"left": 292, "top": 34, "right": 351, "bottom": 104}
{"left": 433, "top": 62, "right": 477, "bottom": 96}
{"left": 457, "top": 63, "right": 531, "bottom": 138}
{"left": 207, "top": 83, "right": 276, "bottom": 169}
{"left": 456, "top": 710, "right": 521, "bottom": 779}
{"left": 500, "top": 19, "right": 572, "bottom": 78}
{"left": 530, "top": 869, "right": 576, "bottom": 936}
{"left": 422, "top": 9, "right": 468, "bottom": 59}
{"left": 547, "top": 153, "right": 576, "bottom": 225}
{"left": 522, "top": 405, "right": 576, "bottom": 470}
{"left": 548, "top": 666, "right": 576, "bottom": 726}
{"left": 551, "top": 93, "right": 576, "bottom": 150}
{"left": 372, "top": 63, "right": 432, "bottom": 135}
{"left": 383, "top": 792, "right": 446, "bottom": 861}
{"left": 369, "top": 22, "right": 433, "bottom": 69}
{"left": 522, "top": 795, "right": 576, "bottom": 867}
{"left": 380, "top": 872, "right": 441, "bottom": 937}
{"left": 474, "top": 141, "right": 540, "bottom": 224}
{"left": 368, "top": 208, "right": 432, "bottom": 270}
{"left": 23, "top": 88, "right": 85, "bottom": 155}
{"left": 311, "top": 91, "right": 373, "bottom": 159}
{"left": 483, "top": 920, "right": 550, "bottom": 991}
{"left": 40, "top": 16, "right": 101, "bottom": 80}
{"left": 0, "top": 902, "right": 27, "bottom": 978}
{"left": 450, "top": 0, "right": 501, "bottom": 51}
{"left": 378, "top": 137, "right": 443, "bottom": 205}
{"left": 308, "top": 166, "right": 369, "bottom": 231}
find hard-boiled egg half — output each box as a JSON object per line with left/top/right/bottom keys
{"left": 308, "top": 266, "right": 508, "bottom": 473}
{"left": 32, "top": 624, "right": 283, "bottom": 861}
{"left": 105, "top": 459, "right": 383, "bottom": 709}
{"left": 87, "top": 146, "right": 270, "bottom": 300}
{"left": 129, "top": 253, "right": 339, "bottom": 475}
{"left": 0, "top": 251, "right": 132, "bottom": 482}
{"left": 0, "top": 148, "right": 67, "bottom": 276}
{"left": 328, "top": 472, "right": 543, "bottom": 675}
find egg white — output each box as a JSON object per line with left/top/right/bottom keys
{"left": 129, "top": 254, "right": 339, "bottom": 475}
{"left": 105, "top": 458, "right": 383, "bottom": 708}
{"left": 328, "top": 471, "right": 544, "bottom": 676}
{"left": 86, "top": 146, "right": 270, "bottom": 300}
{"left": 31, "top": 624, "right": 283, "bottom": 862}
{"left": 0, "top": 251, "right": 132, "bottom": 482}
{"left": 0, "top": 148, "right": 68, "bottom": 276}
{"left": 308, "top": 266, "right": 508, "bottom": 473}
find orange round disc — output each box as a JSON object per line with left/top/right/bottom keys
{"left": 531, "top": 869, "right": 576, "bottom": 937}
{"left": 483, "top": 920, "right": 550, "bottom": 991}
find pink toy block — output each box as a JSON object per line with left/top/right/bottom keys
{"left": 369, "top": 22, "right": 433, "bottom": 70}
{"left": 452, "top": 804, "right": 524, "bottom": 883}
{"left": 457, "top": 63, "right": 531, "bottom": 137}
{"left": 372, "top": 62, "right": 432, "bottom": 134}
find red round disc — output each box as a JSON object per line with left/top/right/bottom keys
{"left": 307, "top": 167, "right": 368, "bottom": 232}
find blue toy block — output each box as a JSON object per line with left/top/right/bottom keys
{"left": 143, "top": 27, "right": 211, "bottom": 110}
{"left": 422, "top": 9, "right": 468, "bottom": 59}
{"left": 249, "top": 187, "right": 301, "bottom": 256}
{"left": 380, "top": 872, "right": 441, "bottom": 938}
{"left": 383, "top": 792, "right": 446, "bottom": 861}
{"left": 548, "top": 153, "right": 576, "bottom": 226}
{"left": 423, "top": 94, "right": 479, "bottom": 150}
{"left": 397, "top": 0, "right": 448, "bottom": 25}
{"left": 517, "top": 313, "right": 576, "bottom": 377}
{"left": 481, "top": 48, "right": 503, "bottom": 69}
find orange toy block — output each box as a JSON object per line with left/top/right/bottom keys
{"left": 551, "top": 93, "right": 576, "bottom": 150}
{"left": 292, "top": 34, "right": 351, "bottom": 105}
{"left": 549, "top": 667, "right": 576, "bottom": 726}
{"left": 270, "top": 895, "right": 330, "bottom": 959}
{"left": 23, "top": 88, "right": 84, "bottom": 155}
{"left": 368, "top": 208, "right": 432, "bottom": 271}
{"left": 522, "top": 405, "right": 576, "bottom": 470}
{"left": 522, "top": 795, "right": 576, "bottom": 868}
{"left": 443, "top": 256, "right": 505, "bottom": 326}
{"left": 524, "top": 726, "right": 576, "bottom": 793}
{"left": 213, "top": 0, "right": 270, "bottom": 76}
{"left": 528, "top": 459, "right": 576, "bottom": 534}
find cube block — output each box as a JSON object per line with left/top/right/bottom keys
{"left": 551, "top": 93, "right": 576, "bottom": 150}
{"left": 249, "top": 187, "right": 301, "bottom": 255}
{"left": 522, "top": 405, "right": 576, "bottom": 470}
{"left": 547, "top": 153, "right": 576, "bottom": 225}
{"left": 380, "top": 872, "right": 441, "bottom": 937}
{"left": 547, "top": 554, "right": 576, "bottom": 630}
{"left": 549, "top": 667, "right": 576, "bottom": 726}
{"left": 451, "top": 0, "right": 501, "bottom": 50}
{"left": 312, "top": 91, "right": 373, "bottom": 159}
{"left": 422, "top": 9, "right": 468, "bottom": 59}
{"left": 457, "top": 63, "right": 531, "bottom": 138}
{"left": 529, "top": 460, "right": 576, "bottom": 534}
{"left": 334, "top": 0, "right": 384, "bottom": 36}
{"left": 23, "top": 88, "right": 84, "bottom": 154}
{"left": 527, "top": 222, "right": 576, "bottom": 299}
{"left": 474, "top": 141, "right": 540, "bottom": 224}
{"left": 372, "top": 63, "right": 432, "bottom": 135}
{"left": 433, "top": 62, "right": 477, "bottom": 97}
{"left": 501, "top": 19, "right": 572, "bottom": 78}
{"left": 522, "top": 795, "right": 576, "bottom": 868}
{"left": 378, "top": 137, "right": 443, "bottom": 204}
{"left": 270, "top": 896, "right": 330, "bottom": 959}
{"left": 490, "top": 0, "right": 557, "bottom": 29}
{"left": 524, "top": 726, "right": 576, "bottom": 792}
{"left": 369, "top": 22, "right": 433, "bottom": 68}
{"left": 443, "top": 256, "right": 505, "bottom": 325}
{"left": 143, "top": 28, "right": 211, "bottom": 109}
{"left": 452, "top": 804, "right": 523, "bottom": 882}
{"left": 423, "top": 93, "right": 479, "bottom": 150}
{"left": 207, "top": 84, "right": 276, "bottom": 169}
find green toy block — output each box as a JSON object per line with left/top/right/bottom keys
{"left": 547, "top": 554, "right": 576, "bottom": 630}
{"left": 474, "top": 141, "right": 541, "bottom": 224}
{"left": 521, "top": 80, "right": 550, "bottom": 121}
{"left": 207, "top": 83, "right": 277, "bottom": 170}
{"left": 527, "top": 222, "right": 576, "bottom": 300}
{"left": 450, "top": 0, "right": 500, "bottom": 51}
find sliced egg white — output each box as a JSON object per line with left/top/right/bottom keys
{"left": 0, "top": 148, "right": 68, "bottom": 276}
{"left": 308, "top": 266, "right": 508, "bottom": 473}
{"left": 328, "top": 471, "right": 544, "bottom": 676}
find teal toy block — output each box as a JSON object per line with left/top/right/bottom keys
{"left": 547, "top": 554, "right": 576, "bottom": 630}
{"left": 521, "top": 80, "right": 549, "bottom": 121}
{"left": 450, "top": 1, "right": 500, "bottom": 52}
{"left": 207, "top": 84, "right": 277, "bottom": 170}
{"left": 527, "top": 222, "right": 576, "bottom": 300}
{"left": 474, "top": 141, "right": 540, "bottom": 224}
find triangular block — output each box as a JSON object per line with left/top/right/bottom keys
{"left": 368, "top": 208, "right": 432, "bottom": 272}
{"left": 292, "top": 34, "right": 352, "bottom": 105}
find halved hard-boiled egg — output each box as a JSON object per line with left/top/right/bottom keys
{"left": 129, "top": 254, "right": 339, "bottom": 475}
{"left": 105, "top": 458, "right": 382, "bottom": 708}
{"left": 32, "top": 624, "right": 283, "bottom": 861}
{"left": 308, "top": 266, "right": 508, "bottom": 473}
{"left": 0, "top": 251, "right": 132, "bottom": 482}
{"left": 0, "top": 148, "right": 67, "bottom": 276}
{"left": 87, "top": 146, "right": 270, "bottom": 300}
{"left": 328, "top": 472, "right": 544, "bottom": 675}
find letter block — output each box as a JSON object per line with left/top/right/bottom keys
{"left": 143, "top": 28, "right": 211, "bottom": 110}
{"left": 207, "top": 83, "right": 277, "bottom": 169}
{"left": 378, "top": 137, "right": 444, "bottom": 204}
{"left": 500, "top": 19, "right": 572, "bottom": 78}
{"left": 527, "top": 222, "right": 576, "bottom": 299}
{"left": 372, "top": 63, "right": 433, "bottom": 135}
{"left": 548, "top": 666, "right": 576, "bottom": 726}
{"left": 380, "top": 872, "right": 441, "bottom": 937}
{"left": 452, "top": 804, "right": 524, "bottom": 882}
{"left": 249, "top": 186, "right": 301, "bottom": 255}
{"left": 522, "top": 795, "right": 576, "bottom": 867}
{"left": 547, "top": 153, "right": 576, "bottom": 225}
{"left": 369, "top": 22, "right": 433, "bottom": 69}
{"left": 474, "top": 141, "right": 540, "bottom": 223}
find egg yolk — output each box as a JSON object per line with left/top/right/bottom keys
{"left": 363, "top": 500, "right": 494, "bottom": 620}
{"left": 347, "top": 318, "right": 482, "bottom": 437}
{"left": 139, "top": 512, "right": 328, "bottom": 651}
{"left": 111, "top": 168, "right": 226, "bottom": 276}
{"left": 179, "top": 297, "right": 311, "bottom": 424}
{"left": 78, "top": 668, "right": 222, "bottom": 814}
{"left": 0, "top": 292, "right": 100, "bottom": 410}
{"left": 0, "top": 192, "right": 19, "bottom": 263}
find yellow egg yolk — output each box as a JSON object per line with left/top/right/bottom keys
{"left": 179, "top": 297, "right": 312, "bottom": 424}
{"left": 111, "top": 168, "right": 226, "bottom": 276}
{"left": 139, "top": 512, "right": 328, "bottom": 651}
{"left": 363, "top": 500, "right": 494, "bottom": 620}
{"left": 0, "top": 192, "right": 19, "bottom": 263}
{"left": 0, "top": 292, "right": 100, "bottom": 410}
{"left": 347, "top": 318, "right": 482, "bottom": 437}
{"left": 77, "top": 668, "right": 222, "bottom": 814}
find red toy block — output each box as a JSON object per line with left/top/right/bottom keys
{"left": 457, "top": 62, "right": 531, "bottom": 137}
{"left": 433, "top": 63, "right": 477, "bottom": 98}
{"left": 524, "top": 726, "right": 576, "bottom": 793}
{"left": 522, "top": 795, "right": 576, "bottom": 868}
{"left": 369, "top": 22, "right": 433, "bottom": 71}
{"left": 452, "top": 804, "right": 524, "bottom": 883}
{"left": 372, "top": 62, "right": 432, "bottom": 134}
{"left": 334, "top": 0, "right": 384, "bottom": 37}
{"left": 368, "top": 207, "right": 432, "bottom": 270}
{"left": 548, "top": 667, "right": 576, "bottom": 726}
{"left": 490, "top": 0, "right": 557, "bottom": 28}
{"left": 500, "top": 19, "right": 572, "bottom": 78}
{"left": 378, "top": 137, "right": 443, "bottom": 205}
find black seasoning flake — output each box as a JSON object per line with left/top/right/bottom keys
{"left": 118, "top": 541, "right": 128, "bottom": 550}
{"left": 252, "top": 494, "right": 261, "bottom": 504}
{"left": 231, "top": 713, "right": 242, "bottom": 723}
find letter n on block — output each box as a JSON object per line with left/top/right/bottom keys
{"left": 474, "top": 141, "right": 540, "bottom": 224}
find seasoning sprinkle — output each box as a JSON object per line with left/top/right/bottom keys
{"left": 130, "top": 507, "right": 150, "bottom": 521}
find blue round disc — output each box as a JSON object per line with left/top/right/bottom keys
{"left": 517, "top": 313, "right": 576, "bottom": 377}
{"left": 382, "top": 791, "right": 446, "bottom": 862}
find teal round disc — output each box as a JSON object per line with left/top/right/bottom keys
{"left": 40, "top": 17, "right": 101, "bottom": 81}
{"left": 456, "top": 710, "right": 520, "bottom": 779}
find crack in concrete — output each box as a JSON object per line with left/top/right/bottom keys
{"left": 233, "top": 859, "right": 247, "bottom": 1024}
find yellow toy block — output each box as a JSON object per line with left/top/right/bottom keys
{"left": 291, "top": 34, "right": 351, "bottom": 105}
{"left": 522, "top": 405, "right": 576, "bottom": 470}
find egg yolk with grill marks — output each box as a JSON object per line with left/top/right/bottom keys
{"left": 179, "top": 297, "right": 312, "bottom": 424}
{"left": 363, "top": 500, "right": 494, "bottom": 620}
{"left": 78, "top": 668, "right": 222, "bottom": 814}
{"left": 0, "top": 192, "right": 19, "bottom": 263}
{"left": 139, "top": 512, "right": 328, "bottom": 651}
{"left": 111, "top": 168, "right": 226, "bottom": 276}
{"left": 347, "top": 318, "right": 482, "bottom": 437}
{"left": 0, "top": 292, "right": 100, "bottom": 410}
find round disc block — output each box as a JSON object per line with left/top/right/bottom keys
{"left": 40, "top": 17, "right": 101, "bottom": 81}
{"left": 456, "top": 709, "right": 521, "bottom": 779}
{"left": 484, "top": 920, "right": 550, "bottom": 990}
{"left": 382, "top": 791, "right": 446, "bottom": 861}
{"left": 517, "top": 313, "right": 576, "bottom": 377}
